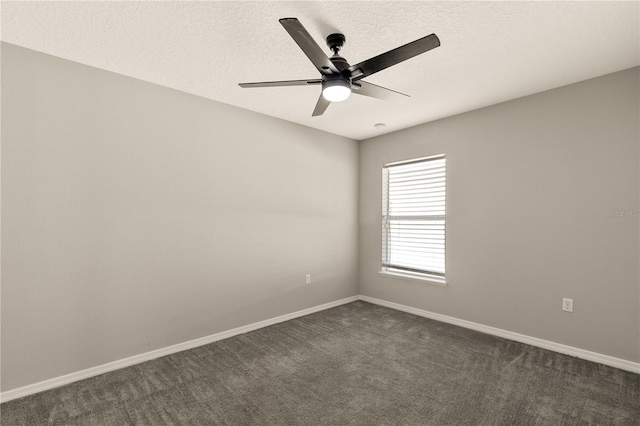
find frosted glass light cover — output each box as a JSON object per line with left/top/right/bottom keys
{"left": 322, "top": 83, "right": 351, "bottom": 102}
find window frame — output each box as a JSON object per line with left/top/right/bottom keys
{"left": 380, "top": 154, "right": 447, "bottom": 285}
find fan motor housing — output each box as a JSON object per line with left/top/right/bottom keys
{"left": 329, "top": 55, "right": 350, "bottom": 72}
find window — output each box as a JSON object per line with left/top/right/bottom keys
{"left": 381, "top": 155, "right": 446, "bottom": 283}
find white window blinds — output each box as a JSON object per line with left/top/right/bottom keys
{"left": 382, "top": 155, "right": 446, "bottom": 280}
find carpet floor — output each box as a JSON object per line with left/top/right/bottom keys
{"left": 1, "top": 301, "right": 639, "bottom": 425}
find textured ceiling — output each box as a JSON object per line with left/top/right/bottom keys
{"left": 2, "top": 1, "right": 639, "bottom": 140}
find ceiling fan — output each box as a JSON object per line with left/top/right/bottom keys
{"left": 239, "top": 18, "right": 440, "bottom": 117}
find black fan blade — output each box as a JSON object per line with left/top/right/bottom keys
{"left": 279, "top": 18, "right": 339, "bottom": 75}
{"left": 347, "top": 34, "right": 440, "bottom": 81}
{"left": 239, "top": 79, "right": 322, "bottom": 88}
{"left": 352, "top": 81, "right": 409, "bottom": 101}
{"left": 312, "top": 94, "right": 330, "bottom": 116}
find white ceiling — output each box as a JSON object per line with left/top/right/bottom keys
{"left": 2, "top": 1, "right": 639, "bottom": 140}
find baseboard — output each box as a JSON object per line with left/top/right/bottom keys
{"left": 3, "top": 293, "right": 637, "bottom": 403}
{"left": 0, "top": 295, "right": 359, "bottom": 403}
{"left": 359, "top": 295, "right": 640, "bottom": 374}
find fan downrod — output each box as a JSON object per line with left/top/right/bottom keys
{"left": 326, "top": 33, "right": 346, "bottom": 55}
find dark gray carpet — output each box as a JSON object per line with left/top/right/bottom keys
{"left": 1, "top": 301, "right": 639, "bottom": 425}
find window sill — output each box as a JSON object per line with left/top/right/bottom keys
{"left": 378, "top": 270, "right": 447, "bottom": 286}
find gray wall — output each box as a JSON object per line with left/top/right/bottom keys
{"left": 2, "top": 41, "right": 638, "bottom": 394}
{"left": 1, "top": 43, "right": 359, "bottom": 391}
{"left": 359, "top": 67, "right": 640, "bottom": 363}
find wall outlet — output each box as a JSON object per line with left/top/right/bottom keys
{"left": 305, "top": 274, "right": 311, "bottom": 285}
{"left": 562, "top": 298, "right": 573, "bottom": 312}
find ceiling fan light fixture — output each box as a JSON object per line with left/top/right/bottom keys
{"left": 322, "top": 79, "right": 351, "bottom": 102}
{"left": 239, "top": 18, "right": 440, "bottom": 116}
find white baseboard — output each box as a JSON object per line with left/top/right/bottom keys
{"left": 3, "top": 293, "right": 638, "bottom": 403}
{"left": 0, "top": 296, "right": 359, "bottom": 403}
{"left": 359, "top": 295, "right": 640, "bottom": 374}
